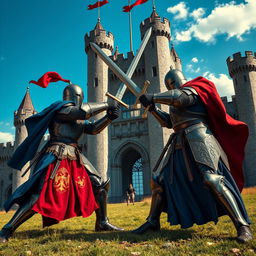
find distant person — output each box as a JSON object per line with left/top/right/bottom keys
{"left": 126, "top": 184, "right": 136, "bottom": 205}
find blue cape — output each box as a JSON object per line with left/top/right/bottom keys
{"left": 8, "top": 101, "right": 71, "bottom": 170}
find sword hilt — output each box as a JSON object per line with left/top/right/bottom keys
{"left": 132, "top": 80, "right": 150, "bottom": 119}
{"left": 105, "top": 92, "right": 129, "bottom": 109}
{"left": 132, "top": 80, "right": 150, "bottom": 109}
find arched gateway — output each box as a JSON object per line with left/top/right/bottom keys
{"left": 109, "top": 141, "right": 151, "bottom": 203}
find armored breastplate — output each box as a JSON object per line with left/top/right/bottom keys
{"left": 49, "top": 119, "right": 84, "bottom": 144}
{"left": 170, "top": 101, "right": 207, "bottom": 128}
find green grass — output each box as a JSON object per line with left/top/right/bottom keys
{"left": 0, "top": 192, "right": 255, "bottom": 256}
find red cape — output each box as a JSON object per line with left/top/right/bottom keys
{"left": 182, "top": 77, "right": 248, "bottom": 191}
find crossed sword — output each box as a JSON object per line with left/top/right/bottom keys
{"left": 90, "top": 27, "right": 152, "bottom": 118}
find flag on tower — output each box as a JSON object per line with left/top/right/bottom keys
{"left": 29, "top": 72, "right": 70, "bottom": 88}
{"left": 123, "top": 0, "right": 148, "bottom": 12}
{"left": 88, "top": 0, "right": 109, "bottom": 10}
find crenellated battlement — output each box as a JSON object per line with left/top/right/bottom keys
{"left": 0, "top": 142, "right": 14, "bottom": 159}
{"left": 85, "top": 24, "right": 114, "bottom": 53}
{"left": 140, "top": 11, "right": 171, "bottom": 40}
{"left": 226, "top": 51, "right": 256, "bottom": 78}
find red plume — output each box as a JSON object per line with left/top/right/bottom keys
{"left": 29, "top": 72, "right": 70, "bottom": 88}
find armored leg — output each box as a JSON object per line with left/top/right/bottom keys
{"left": 132, "top": 180, "right": 164, "bottom": 234}
{"left": 91, "top": 178, "right": 124, "bottom": 231}
{"left": 203, "top": 171, "right": 252, "bottom": 243}
{"left": 0, "top": 203, "right": 35, "bottom": 243}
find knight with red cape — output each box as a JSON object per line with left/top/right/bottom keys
{"left": 0, "top": 72, "right": 123, "bottom": 243}
{"left": 133, "top": 69, "right": 252, "bottom": 243}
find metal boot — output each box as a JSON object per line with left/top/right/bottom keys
{"left": 0, "top": 204, "right": 35, "bottom": 243}
{"left": 132, "top": 180, "right": 164, "bottom": 234}
{"left": 94, "top": 180, "right": 124, "bottom": 231}
{"left": 203, "top": 172, "right": 252, "bottom": 243}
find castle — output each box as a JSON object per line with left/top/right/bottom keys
{"left": 0, "top": 10, "right": 256, "bottom": 208}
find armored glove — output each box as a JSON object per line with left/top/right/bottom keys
{"left": 107, "top": 101, "right": 120, "bottom": 120}
{"left": 139, "top": 93, "right": 155, "bottom": 111}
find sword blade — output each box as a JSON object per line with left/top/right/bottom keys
{"left": 90, "top": 42, "right": 141, "bottom": 97}
{"left": 115, "top": 27, "right": 152, "bottom": 99}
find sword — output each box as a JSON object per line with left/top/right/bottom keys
{"left": 90, "top": 43, "right": 152, "bottom": 117}
{"left": 106, "top": 27, "right": 152, "bottom": 104}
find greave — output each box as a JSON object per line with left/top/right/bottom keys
{"left": 132, "top": 180, "right": 164, "bottom": 234}
{"left": 0, "top": 204, "right": 35, "bottom": 243}
{"left": 203, "top": 172, "right": 249, "bottom": 228}
{"left": 93, "top": 179, "right": 123, "bottom": 231}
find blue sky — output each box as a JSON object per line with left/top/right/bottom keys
{"left": 0, "top": 0, "right": 256, "bottom": 143}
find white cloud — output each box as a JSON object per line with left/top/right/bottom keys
{"left": 191, "top": 57, "right": 199, "bottom": 63}
{"left": 204, "top": 73, "right": 234, "bottom": 97}
{"left": 190, "top": 8, "right": 205, "bottom": 20}
{"left": 0, "top": 132, "right": 14, "bottom": 144}
{"left": 175, "top": 0, "right": 256, "bottom": 42}
{"left": 186, "top": 64, "right": 201, "bottom": 73}
{"left": 167, "top": 2, "right": 189, "bottom": 20}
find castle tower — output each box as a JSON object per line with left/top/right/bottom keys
{"left": 171, "top": 44, "right": 182, "bottom": 71}
{"left": 140, "top": 9, "right": 176, "bottom": 171}
{"left": 85, "top": 20, "right": 114, "bottom": 181}
{"left": 13, "top": 88, "right": 36, "bottom": 191}
{"left": 227, "top": 51, "right": 256, "bottom": 186}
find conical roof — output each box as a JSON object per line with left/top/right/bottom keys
{"left": 113, "top": 46, "right": 119, "bottom": 60}
{"left": 94, "top": 19, "right": 104, "bottom": 31}
{"left": 17, "top": 87, "right": 35, "bottom": 112}
{"left": 150, "top": 9, "right": 160, "bottom": 19}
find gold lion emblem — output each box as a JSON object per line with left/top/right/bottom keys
{"left": 76, "top": 176, "right": 86, "bottom": 188}
{"left": 53, "top": 167, "right": 70, "bottom": 193}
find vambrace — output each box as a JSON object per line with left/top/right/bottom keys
{"left": 153, "top": 89, "right": 197, "bottom": 108}
{"left": 81, "top": 102, "right": 108, "bottom": 119}
{"left": 84, "top": 115, "right": 112, "bottom": 135}
{"left": 151, "top": 106, "right": 172, "bottom": 128}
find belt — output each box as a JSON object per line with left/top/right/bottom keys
{"left": 173, "top": 119, "right": 204, "bottom": 133}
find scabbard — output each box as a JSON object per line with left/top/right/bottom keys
{"left": 50, "top": 144, "right": 65, "bottom": 180}
{"left": 152, "top": 133, "right": 174, "bottom": 174}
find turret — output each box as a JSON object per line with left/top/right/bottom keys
{"left": 139, "top": 10, "right": 176, "bottom": 174}
{"left": 84, "top": 20, "right": 114, "bottom": 181}
{"left": 226, "top": 51, "right": 256, "bottom": 186}
{"left": 171, "top": 44, "right": 182, "bottom": 71}
{"left": 13, "top": 88, "right": 36, "bottom": 191}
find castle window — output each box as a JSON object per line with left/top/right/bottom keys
{"left": 94, "top": 77, "right": 98, "bottom": 87}
{"left": 122, "top": 91, "right": 140, "bottom": 119}
{"left": 151, "top": 41, "right": 155, "bottom": 48}
{"left": 95, "top": 53, "right": 97, "bottom": 58}
{"left": 243, "top": 75, "right": 247, "bottom": 82}
{"left": 152, "top": 66, "right": 157, "bottom": 77}
{"left": 9, "top": 173, "right": 12, "bottom": 181}
{"left": 132, "top": 158, "right": 144, "bottom": 196}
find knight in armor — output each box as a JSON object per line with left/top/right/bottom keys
{"left": 0, "top": 72, "right": 123, "bottom": 243}
{"left": 132, "top": 69, "right": 252, "bottom": 243}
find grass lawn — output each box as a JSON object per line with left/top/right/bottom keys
{"left": 0, "top": 188, "right": 255, "bottom": 256}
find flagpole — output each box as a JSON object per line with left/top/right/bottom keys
{"left": 98, "top": 0, "right": 100, "bottom": 22}
{"left": 152, "top": 0, "right": 156, "bottom": 10}
{"left": 128, "top": 0, "right": 133, "bottom": 52}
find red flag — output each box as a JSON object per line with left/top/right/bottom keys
{"left": 29, "top": 72, "right": 70, "bottom": 88}
{"left": 88, "top": 0, "right": 109, "bottom": 10}
{"left": 123, "top": 0, "right": 148, "bottom": 12}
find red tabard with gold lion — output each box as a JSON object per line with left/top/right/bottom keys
{"left": 32, "top": 159, "right": 98, "bottom": 226}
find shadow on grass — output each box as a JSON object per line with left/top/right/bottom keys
{"left": 16, "top": 228, "right": 195, "bottom": 243}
